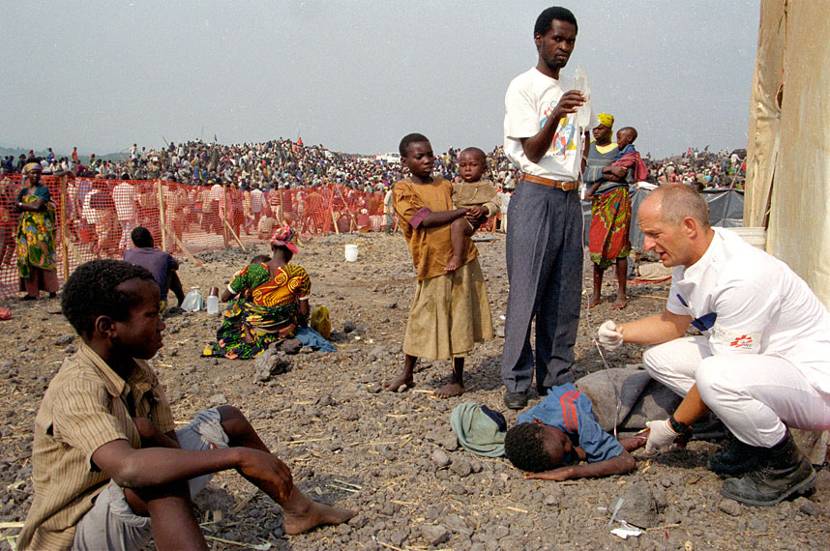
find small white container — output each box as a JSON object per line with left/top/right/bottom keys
{"left": 206, "top": 295, "right": 219, "bottom": 315}
{"left": 344, "top": 244, "right": 359, "bottom": 262}
{"left": 180, "top": 288, "right": 204, "bottom": 312}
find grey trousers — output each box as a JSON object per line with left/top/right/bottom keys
{"left": 501, "top": 180, "right": 583, "bottom": 393}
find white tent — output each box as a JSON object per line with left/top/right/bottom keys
{"left": 744, "top": 0, "right": 830, "bottom": 307}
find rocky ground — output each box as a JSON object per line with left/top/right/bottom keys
{"left": 1, "top": 233, "right": 828, "bottom": 550}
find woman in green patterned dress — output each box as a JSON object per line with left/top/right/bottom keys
{"left": 15, "top": 162, "right": 59, "bottom": 300}
{"left": 205, "top": 226, "right": 310, "bottom": 359}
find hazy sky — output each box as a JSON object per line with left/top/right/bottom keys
{"left": 1, "top": 0, "right": 759, "bottom": 158}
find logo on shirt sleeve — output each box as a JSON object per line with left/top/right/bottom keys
{"left": 710, "top": 325, "right": 762, "bottom": 353}
{"left": 729, "top": 334, "right": 754, "bottom": 350}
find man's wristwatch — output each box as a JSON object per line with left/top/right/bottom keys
{"left": 668, "top": 415, "right": 693, "bottom": 438}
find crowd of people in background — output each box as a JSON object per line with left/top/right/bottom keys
{"left": 0, "top": 139, "right": 746, "bottom": 283}
{"left": 0, "top": 138, "right": 745, "bottom": 194}
{"left": 651, "top": 146, "right": 747, "bottom": 190}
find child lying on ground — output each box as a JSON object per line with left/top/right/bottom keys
{"left": 446, "top": 147, "right": 500, "bottom": 272}
{"left": 505, "top": 383, "right": 646, "bottom": 480}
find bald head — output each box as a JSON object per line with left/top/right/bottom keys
{"left": 642, "top": 184, "right": 710, "bottom": 228}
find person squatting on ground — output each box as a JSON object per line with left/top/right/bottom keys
{"left": 204, "top": 226, "right": 311, "bottom": 359}
{"left": 123, "top": 226, "right": 186, "bottom": 309}
{"left": 597, "top": 184, "right": 830, "bottom": 506}
{"left": 505, "top": 383, "right": 645, "bottom": 481}
{"left": 17, "top": 260, "right": 353, "bottom": 551}
{"left": 445, "top": 147, "right": 500, "bottom": 272}
{"left": 501, "top": 6, "right": 589, "bottom": 409}
{"left": 385, "top": 133, "right": 494, "bottom": 398}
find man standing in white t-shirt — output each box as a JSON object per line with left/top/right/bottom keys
{"left": 501, "top": 6, "right": 589, "bottom": 409}
{"left": 598, "top": 184, "right": 830, "bottom": 506}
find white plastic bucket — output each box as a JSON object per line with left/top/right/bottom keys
{"left": 344, "top": 244, "right": 359, "bottom": 262}
{"left": 725, "top": 226, "right": 766, "bottom": 249}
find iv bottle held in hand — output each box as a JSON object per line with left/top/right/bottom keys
{"left": 571, "top": 66, "right": 591, "bottom": 130}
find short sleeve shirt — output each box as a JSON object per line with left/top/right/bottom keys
{"left": 18, "top": 343, "right": 174, "bottom": 550}
{"left": 665, "top": 228, "right": 830, "bottom": 393}
{"left": 393, "top": 178, "right": 478, "bottom": 280}
{"left": 517, "top": 383, "right": 623, "bottom": 463}
{"left": 112, "top": 182, "right": 136, "bottom": 221}
{"left": 210, "top": 184, "right": 224, "bottom": 201}
{"left": 124, "top": 247, "right": 177, "bottom": 297}
{"left": 250, "top": 189, "right": 263, "bottom": 212}
{"left": 503, "top": 67, "right": 588, "bottom": 181}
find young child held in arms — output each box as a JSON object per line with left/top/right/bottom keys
{"left": 505, "top": 383, "right": 646, "bottom": 480}
{"left": 386, "top": 133, "right": 494, "bottom": 397}
{"left": 446, "top": 147, "right": 500, "bottom": 272}
{"left": 598, "top": 126, "right": 649, "bottom": 186}
{"left": 18, "top": 259, "right": 352, "bottom": 550}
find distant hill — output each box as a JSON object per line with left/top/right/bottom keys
{"left": 0, "top": 145, "right": 126, "bottom": 163}
{"left": 0, "top": 146, "right": 50, "bottom": 159}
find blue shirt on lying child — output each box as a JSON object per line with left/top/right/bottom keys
{"left": 517, "top": 383, "right": 623, "bottom": 463}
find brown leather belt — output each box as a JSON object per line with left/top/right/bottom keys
{"left": 520, "top": 173, "right": 579, "bottom": 192}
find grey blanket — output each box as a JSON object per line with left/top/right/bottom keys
{"left": 575, "top": 367, "right": 681, "bottom": 433}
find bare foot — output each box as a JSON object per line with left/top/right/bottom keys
{"left": 435, "top": 381, "right": 464, "bottom": 398}
{"left": 589, "top": 296, "right": 602, "bottom": 308}
{"left": 445, "top": 255, "right": 462, "bottom": 272}
{"left": 383, "top": 372, "right": 414, "bottom": 392}
{"left": 613, "top": 297, "right": 628, "bottom": 310}
{"left": 283, "top": 500, "right": 355, "bottom": 535}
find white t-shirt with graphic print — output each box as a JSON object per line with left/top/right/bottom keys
{"left": 503, "top": 67, "right": 589, "bottom": 182}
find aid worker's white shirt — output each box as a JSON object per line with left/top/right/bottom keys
{"left": 503, "top": 67, "right": 589, "bottom": 182}
{"left": 666, "top": 227, "right": 830, "bottom": 393}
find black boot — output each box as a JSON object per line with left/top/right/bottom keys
{"left": 708, "top": 432, "right": 763, "bottom": 476}
{"left": 720, "top": 431, "right": 816, "bottom": 506}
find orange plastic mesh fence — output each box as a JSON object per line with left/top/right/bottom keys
{"left": 0, "top": 175, "right": 402, "bottom": 298}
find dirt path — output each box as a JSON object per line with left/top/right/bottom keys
{"left": 0, "top": 233, "right": 827, "bottom": 550}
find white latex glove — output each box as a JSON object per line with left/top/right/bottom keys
{"left": 644, "top": 419, "right": 680, "bottom": 454}
{"left": 597, "top": 320, "right": 623, "bottom": 351}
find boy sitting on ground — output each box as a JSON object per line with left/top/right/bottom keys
{"left": 446, "top": 147, "right": 500, "bottom": 272}
{"left": 505, "top": 383, "right": 645, "bottom": 481}
{"left": 18, "top": 259, "right": 353, "bottom": 550}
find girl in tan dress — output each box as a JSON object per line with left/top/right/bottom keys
{"left": 384, "top": 134, "right": 493, "bottom": 397}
